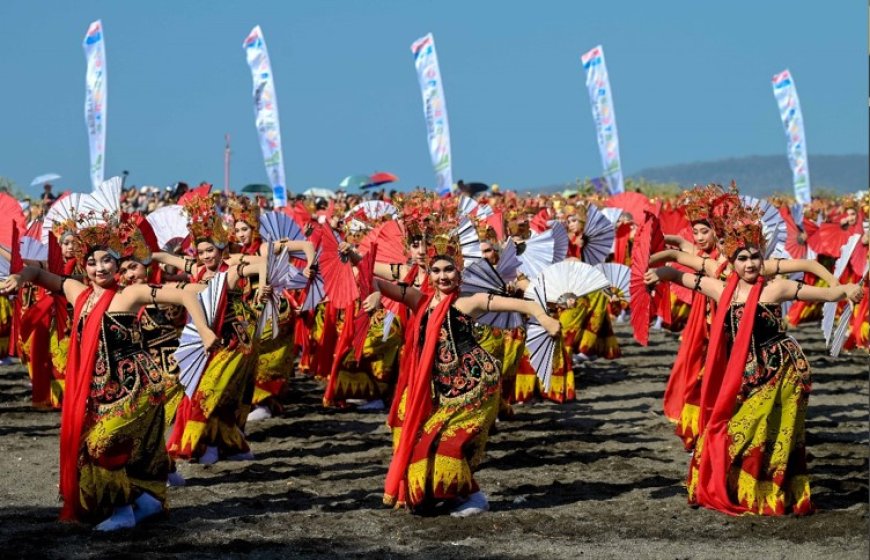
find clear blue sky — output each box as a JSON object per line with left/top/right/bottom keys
{"left": 1, "top": 0, "right": 867, "bottom": 197}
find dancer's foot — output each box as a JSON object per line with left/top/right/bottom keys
{"left": 356, "top": 398, "right": 385, "bottom": 412}
{"left": 572, "top": 352, "right": 590, "bottom": 365}
{"left": 616, "top": 310, "right": 628, "bottom": 324}
{"left": 450, "top": 491, "right": 489, "bottom": 517}
{"left": 226, "top": 450, "right": 255, "bottom": 461}
{"left": 167, "top": 471, "right": 186, "bottom": 487}
{"left": 652, "top": 316, "right": 664, "bottom": 331}
{"left": 94, "top": 505, "right": 136, "bottom": 532}
{"left": 246, "top": 405, "right": 272, "bottom": 422}
{"left": 199, "top": 446, "right": 220, "bottom": 465}
{"left": 133, "top": 492, "right": 164, "bottom": 523}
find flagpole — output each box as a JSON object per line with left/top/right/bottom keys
{"left": 224, "top": 133, "right": 231, "bottom": 195}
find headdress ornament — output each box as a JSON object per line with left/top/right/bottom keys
{"left": 227, "top": 196, "right": 261, "bottom": 236}
{"left": 182, "top": 193, "right": 229, "bottom": 249}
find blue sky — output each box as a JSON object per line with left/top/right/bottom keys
{"left": 0, "top": 0, "right": 867, "bottom": 197}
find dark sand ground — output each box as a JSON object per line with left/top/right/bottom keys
{"left": 0, "top": 322, "right": 867, "bottom": 559}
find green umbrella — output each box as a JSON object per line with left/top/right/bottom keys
{"left": 338, "top": 174, "right": 371, "bottom": 189}
{"left": 241, "top": 183, "right": 273, "bottom": 194}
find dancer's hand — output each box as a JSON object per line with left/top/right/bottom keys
{"left": 844, "top": 283, "right": 863, "bottom": 303}
{"left": 302, "top": 265, "right": 312, "bottom": 279}
{"left": 362, "top": 291, "right": 382, "bottom": 313}
{"left": 644, "top": 270, "right": 661, "bottom": 288}
{"left": 202, "top": 328, "right": 221, "bottom": 352}
{"left": 0, "top": 274, "right": 20, "bottom": 295}
{"left": 537, "top": 313, "right": 561, "bottom": 337}
{"left": 338, "top": 241, "right": 353, "bottom": 255}
{"left": 258, "top": 285, "right": 273, "bottom": 303}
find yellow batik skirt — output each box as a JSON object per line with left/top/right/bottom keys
{"left": 329, "top": 309, "right": 402, "bottom": 404}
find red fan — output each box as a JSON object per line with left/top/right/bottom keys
{"left": 9, "top": 227, "right": 23, "bottom": 275}
{"left": 0, "top": 193, "right": 26, "bottom": 249}
{"left": 606, "top": 192, "right": 653, "bottom": 223}
{"left": 780, "top": 206, "right": 807, "bottom": 259}
{"left": 485, "top": 211, "right": 506, "bottom": 241}
{"left": 284, "top": 201, "right": 314, "bottom": 232}
{"left": 351, "top": 244, "right": 378, "bottom": 362}
{"left": 318, "top": 225, "right": 359, "bottom": 308}
{"left": 808, "top": 223, "right": 853, "bottom": 258}
{"left": 658, "top": 206, "right": 692, "bottom": 243}
{"left": 357, "top": 220, "right": 407, "bottom": 264}
{"left": 177, "top": 183, "right": 212, "bottom": 206}
{"left": 629, "top": 211, "right": 665, "bottom": 346}
{"left": 530, "top": 209, "right": 552, "bottom": 233}
{"left": 24, "top": 220, "right": 42, "bottom": 242}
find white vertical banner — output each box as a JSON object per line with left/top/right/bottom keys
{"left": 411, "top": 33, "right": 453, "bottom": 196}
{"left": 772, "top": 69, "right": 811, "bottom": 205}
{"left": 581, "top": 45, "right": 624, "bottom": 195}
{"left": 243, "top": 25, "right": 287, "bottom": 207}
{"left": 83, "top": 19, "right": 107, "bottom": 190}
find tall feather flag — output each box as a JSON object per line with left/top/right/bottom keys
{"left": 581, "top": 45, "right": 624, "bottom": 195}
{"left": 244, "top": 26, "right": 288, "bottom": 208}
{"left": 83, "top": 20, "right": 107, "bottom": 189}
{"left": 411, "top": 33, "right": 454, "bottom": 196}
{"left": 772, "top": 69, "right": 811, "bottom": 205}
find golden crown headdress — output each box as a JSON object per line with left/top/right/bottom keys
{"left": 183, "top": 194, "right": 229, "bottom": 249}
{"left": 720, "top": 203, "right": 765, "bottom": 259}
{"left": 76, "top": 211, "right": 152, "bottom": 266}
{"left": 679, "top": 184, "right": 724, "bottom": 225}
{"left": 227, "top": 196, "right": 261, "bottom": 235}
{"left": 397, "top": 193, "right": 468, "bottom": 266}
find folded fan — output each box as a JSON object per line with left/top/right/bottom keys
{"left": 259, "top": 211, "right": 307, "bottom": 259}
{"left": 829, "top": 301, "right": 854, "bottom": 358}
{"left": 174, "top": 272, "right": 228, "bottom": 399}
{"left": 523, "top": 278, "right": 557, "bottom": 392}
{"left": 286, "top": 250, "right": 326, "bottom": 311}
{"left": 582, "top": 205, "right": 616, "bottom": 265}
{"left": 351, "top": 243, "right": 379, "bottom": 361}
{"left": 42, "top": 193, "right": 85, "bottom": 244}
{"left": 454, "top": 216, "right": 483, "bottom": 265}
{"left": 595, "top": 263, "right": 631, "bottom": 303}
{"left": 630, "top": 211, "right": 665, "bottom": 346}
{"left": 81, "top": 176, "right": 123, "bottom": 218}
{"left": 821, "top": 234, "right": 863, "bottom": 344}
{"left": 256, "top": 245, "right": 295, "bottom": 339}
{"left": 146, "top": 205, "right": 188, "bottom": 250}
{"left": 536, "top": 261, "right": 609, "bottom": 304}
{"left": 740, "top": 195, "right": 787, "bottom": 258}
{"left": 460, "top": 240, "right": 524, "bottom": 329}
{"left": 517, "top": 228, "right": 555, "bottom": 279}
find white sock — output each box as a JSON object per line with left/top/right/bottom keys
{"left": 94, "top": 505, "right": 136, "bottom": 532}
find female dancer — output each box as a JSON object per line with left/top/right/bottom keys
{"left": 0, "top": 220, "right": 217, "bottom": 531}
{"left": 154, "top": 194, "right": 267, "bottom": 464}
{"left": 646, "top": 209, "right": 862, "bottom": 515}
{"left": 373, "top": 243, "right": 560, "bottom": 516}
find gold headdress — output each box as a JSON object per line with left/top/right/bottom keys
{"left": 76, "top": 212, "right": 153, "bottom": 266}
{"left": 719, "top": 203, "right": 765, "bottom": 259}
{"left": 397, "top": 193, "right": 468, "bottom": 267}
{"left": 183, "top": 193, "right": 229, "bottom": 249}
{"left": 227, "top": 196, "right": 261, "bottom": 237}
{"left": 679, "top": 184, "right": 725, "bottom": 225}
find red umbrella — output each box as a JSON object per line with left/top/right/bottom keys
{"left": 365, "top": 172, "right": 399, "bottom": 189}
{"left": 808, "top": 223, "right": 853, "bottom": 258}
{"left": 630, "top": 211, "right": 665, "bottom": 346}
{"left": 606, "top": 192, "right": 653, "bottom": 223}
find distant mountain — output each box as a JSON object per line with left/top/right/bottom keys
{"left": 631, "top": 154, "right": 868, "bottom": 197}
{"left": 526, "top": 154, "right": 868, "bottom": 197}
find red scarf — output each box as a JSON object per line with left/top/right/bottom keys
{"left": 59, "top": 287, "right": 116, "bottom": 521}
{"left": 384, "top": 291, "right": 457, "bottom": 505}
{"left": 322, "top": 304, "right": 356, "bottom": 406}
{"left": 694, "top": 273, "right": 764, "bottom": 515}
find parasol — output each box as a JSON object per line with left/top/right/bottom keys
{"left": 241, "top": 183, "right": 273, "bottom": 194}
{"left": 30, "top": 173, "right": 62, "bottom": 187}
{"left": 366, "top": 172, "right": 399, "bottom": 188}
{"left": 338, "top": 175, "right": 371, "bottom": 190}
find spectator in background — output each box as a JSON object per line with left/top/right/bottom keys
{"left": 41, "top": 183, "right": 57, "bottom": 205}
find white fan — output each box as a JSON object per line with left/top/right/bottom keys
{"left": 822, "top": 233, "right": 862, "bottom": 344}
{"left": 146, "top": 205, "right": 188, "bottom": 250}
{"left": 829, "top": 302, "right": 853, "bottom": 358}
{"left": 583, "top": 205, "right": 616, "bottom": 265}
{"left": 382, "top": 311, "right": 396, "bottom": 341}
{"left": 174, "top": 272, "right": 228, "bottom": 399}
{"left": 42, "top": 193, "right": 85, "bottom": 244}
{"left": 458, "top": 195, "right": 478, "bottom": 217}
{"left": 523, "top": 279, "right": 557, "bottom": 392}
{"left": 601, "top": 207, "right": 623, "bottom": 225}
{"left": 20, "top": 237, "right": 48, "bottom": 262}
{"left": 534, "top": 261, "right": 609, "bottom": 304}
{"left": 549, "top": 222, "right": 569, "bottom": 263}
{"left": 595, "top": 263, "right": 631, "bottom": 303}
{"left": 0, "top": 256, "right": 8, "bottom": 280}
{"left": 453, "top": 216, "right": 483, "bottom": 265}
{"left": 741, "top": 195, "right": 786, "bottom": 259}
{"left": 346, "top": 200, "right": 398, "bottom": 221}
{"left": 81, "top": 176, "right": 123, "bottom": 218}
{"left": 259, "top": 211, "right": 307, "bottom": 259}
{"left": 256, "top": 245, "right": 295, "bottom": 339}
{"left": 460, "top": 241, "right": 524, "bottom": 329}
{"left": 286, "top": 250, "right": 326, "bottom": 311}
{"left": 517, "top": 229, "right": 555, "bottom": 279}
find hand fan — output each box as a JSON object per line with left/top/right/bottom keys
{"left": 829, "top": 301, "right": 854, "bottom": 357}
{"left": 821, "top": 234, "right": 862, "bottom": 343}
{"left": 81, "top": 176, "right": 123, "bottom": 218}
{"left": 0, "top": 193, "right": 26, "bottom": 249}
{"left": 460, "top": 249, "right": 524, "bottom": 329}
{"left": 177, "top": 183, "right": 212, "bottom": 206}
{"left": 257, "top": 245, "right": 295, "bottom": 339}
{"left": 740, "top": 195, "right": 786, "bottom": 258}
{"left": 454, "top": 216, "right": 483, "bottom": 265}
{"left": 318, "top": 226, "right": 359, "bottom": 308}
{"left": 351, "top": 243, "right": 379, "bottom": 361}
{"left": 601, "top": 207, "right": 623, "bottom": 225}
{"left": 42, "top": 193, "right": 84, "bottom": 244}
{"left": 630, "top": 211, "right": 665, "bottom": 345}
{"left": 549, "top": 222, "right": 569, "bottom": 263}
{"left": 145, "top": 205, "right": 188, "bottom": 250}
{"left": 357, "top": 220, "right": 407, "bottom": 264}
{"left": 582, "top": 204, "right": 616, "bottom": 265}
{"left": 523, "top": 278, "right": 556, "bottom": 392}
{"left": 595, "top": 263, "right": 631, "bottom": 303}
{"left": 517, "top": 228, "right": 555, "bottom": 279}
{"left": 174, "top": 272, "right": 228, "bottom": 398}
{"left": 606, "top": 192, "right": 651, "bottom": 223}
{"left": 20, "top": 237, "right": 47, "bottom": 262}
{"left": 286, "top": 250, "right": 326, "bottom": 312}
{"left": 346, "top": 200, "right": 398, "bottom": 222}
{"left": 536, "top": 261, "right": 609, "bottom": 304}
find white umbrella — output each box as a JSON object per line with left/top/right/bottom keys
{"left": 302, "top": 188, "right": 336, "bottom": 199}
{"left": 30, "top": 173, "right": 62, "bottom": 187}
